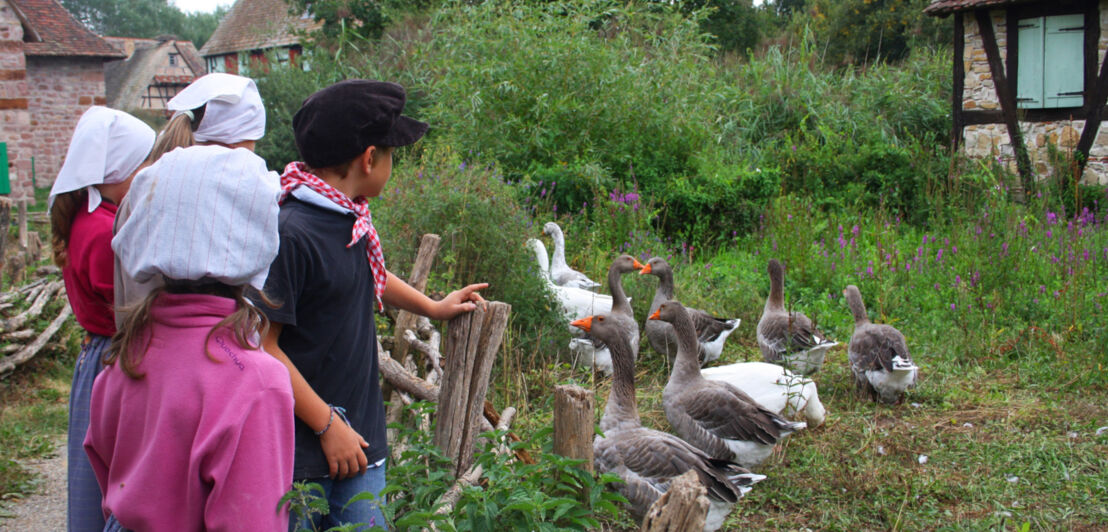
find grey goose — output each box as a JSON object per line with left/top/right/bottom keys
{"left": 844, "top": 285, "right": 918, "bottom": 404}
{"left": 758, "top": 259, "right": 837, "bottom": 375}
{"left": 653, "top": 300, "right": 807, "bottom": 469}
{"left": 639, "top": 257, "right": 739, "bottom": 366}
{"left": 570, "top": 313, "right": 763, "bottom": 531}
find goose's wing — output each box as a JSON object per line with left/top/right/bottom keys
{"left": 675, "top": 383, "right": 783, "bottom": 445}
{"left": 688, "top": 307, "right": 739, "bottom": 343}
{"left": 761, "top": 311, "right": 825, "bottom": 353}
{"left": 597, "top": 428, "right": 741, "bottom": 505}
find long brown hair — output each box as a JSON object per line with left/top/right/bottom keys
{"left": 106, "top": 280, "right": 273, "bottom": 379}
{"left": 50, "top": 189, "right": 89, "bottom": 269}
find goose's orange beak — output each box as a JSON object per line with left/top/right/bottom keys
{"left": 639, "top": 263, "right": 653, "bottom": 275}
{"left": 648, "top": 309, "right": 660, "bottom": 321}
{"left": 632, "top": 258, "right": 644, "bottom": 270}
{"left": 570, "top": 316, "right": 593, "bottom": 332}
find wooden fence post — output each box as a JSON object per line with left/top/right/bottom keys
{"left": 433, "top": 301, "right": 511, "bottom": 478}
{"left": 382, "top": 234, "right": 441, "bottom": 401}
{"left": 640, "top": 470, "right": 709, "bottom": 532}
{"left": 553, "top": 384, "right": 594, "bottom": 473}
{"left": 0, "top": 197, "right": 12, "bottom": 274}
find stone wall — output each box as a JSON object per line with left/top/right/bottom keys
{"left": 958, "top": 4, "right": 1108, "bottom": 185}
{"left": 0, "top": 0, "right": 31, "bottom": 200}
{"left": 26, "top": 56, "right": 107, "bottom": 188}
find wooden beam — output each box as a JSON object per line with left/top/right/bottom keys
{"left": 1076, "top": 2, "right": 1108, "bottom": 175}
{"left": 963, "top": 108, "right": 1086, "bottom": 125}
{"left": 953, "top": 12, "right": 965, "bottom": 149}
{"left": 975, "top": 9, "right": 1034, "bottom": 195}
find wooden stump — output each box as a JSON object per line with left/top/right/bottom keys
{"left": 640, "top": 470, "right": 709, "bottom": 532}
{"left": 553, "top": 384, "right": 594, "bottom": 472}
{"left": 0, "top": 197, "right": 12, "bottom": 273}
{"left": 433, "top": 300, "right": 511, "bottom": 478}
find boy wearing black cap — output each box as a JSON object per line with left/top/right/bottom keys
{"left": 258, "top": 80, "right": 487, "bottom": 531}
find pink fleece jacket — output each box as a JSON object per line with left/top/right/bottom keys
{"left": 85, "top": 293, "right": 295, "bottom": 532}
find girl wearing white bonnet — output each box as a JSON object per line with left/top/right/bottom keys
{"left": 86, "top": 144, "right": 294, "bottom": 531}
{"left": 113, "top": 72, "right": 271, "bottom": 325}
{"left": 48, "top": 106, "right": 154, "bottom": 532}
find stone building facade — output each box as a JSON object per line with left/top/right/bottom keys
{"left": 0, "top": 0, "right": 121, "bottom": 198}
{"left": 927, "top": 0, "right": 1108, "bottom": 185}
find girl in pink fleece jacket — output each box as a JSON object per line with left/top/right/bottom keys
{"left": 86, "top": 138, "right": 293, "bottom": 531}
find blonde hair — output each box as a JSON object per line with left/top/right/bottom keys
{"left": 107, "top": 281, "right": 273, "bottom": 379}
{"left": 146, "top": 105, "right": 206, "bottom": 164}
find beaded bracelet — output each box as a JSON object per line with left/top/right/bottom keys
{"left": 314, "top": 405, "right": 350, "bottom": 437}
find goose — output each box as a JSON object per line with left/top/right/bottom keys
{"left": 758, "top": 259, "right": 837, "bottom": 375}
{"left": 572, "top": 254, "right": 644, "bottom": 375}
{"left": 571, "top": 314, "right": 763, "bottom": 531}
{"left": 653, "top": 301, "right": 807, "bottom": 469}
{"left": 844, "top": 285, "right": 918, "bottom": 404}
{"left": 700, "top": 362, "right": 826, "bottom": 427}
{"left": 543, "top": 221, "right": 601, "bottom": 290}
{"left": 527, "top": 238, "right": 614, "bottom": 321}
{"left": 639, "top": 257, "right": 740, "bottom": 366}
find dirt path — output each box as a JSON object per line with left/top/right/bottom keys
{"left": 0, "top": 437, "right": 67, "bottom": 532}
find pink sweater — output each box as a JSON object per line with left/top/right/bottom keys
{"left": 85, "top": 293, "right": 294, "bottom": 531}
{"left": 62, "top": 202, "right": 117, "bottom": 336}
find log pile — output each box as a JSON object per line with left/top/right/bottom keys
{"left": 0, "top": 275, "right": 74, "bottom": 378}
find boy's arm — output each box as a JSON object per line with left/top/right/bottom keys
{"left": 262, "top": 323, "right": 369, "bottom": 480}
{"left": 381, "top": 271, "right": 488, "bottom": 320}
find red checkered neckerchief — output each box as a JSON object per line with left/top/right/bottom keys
{"left": 280, "top": 161, "right": 386, "bottom": 310}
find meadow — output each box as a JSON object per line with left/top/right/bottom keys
{"left": 2, "top": 1, "right": 1106, "bottom": 530}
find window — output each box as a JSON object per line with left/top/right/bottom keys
{"left": 207, "top": 56, "right": 226, "bottom": 73}
{"left": 1016, "top": 14, "right": 1084, "bottom": 109}
{"left": 168, "top": 53, "right": 178, "bottom": 66}
{"left": 275, "top": 48, "right": 290, "bottom": 65}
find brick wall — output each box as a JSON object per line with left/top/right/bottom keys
{"left": 26, "top": 56, "right": 107, "bottom": 189}
{"left": 0, "top": 0, "right": 31, "bottom": 200}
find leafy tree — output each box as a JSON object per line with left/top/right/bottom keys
{"left": 794, "top": 0, "right": 950, "bottom": 65}
{"left": 286, "top": 0, "right": 440, "bottom": 43}
{"left": 60, "top": 0, "right": 226, "bottom": 48}
{"left": 638, "top": 0, "right": 767, "bottom": 54}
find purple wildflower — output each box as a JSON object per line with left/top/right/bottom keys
{"left": 950, "top": 303, "right": 956, "bottom": 311}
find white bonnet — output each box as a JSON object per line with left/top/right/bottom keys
{"left": 167, "top": 73, "right": 266, "bottom": 144}
{"left": 112, "top": 145, "right": 281, "bottom": 290}
{"left": 49, "top": 106, "right": 155, "bottom": 212}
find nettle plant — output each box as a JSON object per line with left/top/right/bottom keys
{"left": 282, "top": 402, "right": 625, "bottom": 532}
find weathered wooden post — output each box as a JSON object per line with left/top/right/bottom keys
{"left": 392, "top": 233, "right": 441, "bottom": 363}
{"left": 553, "top": 384, "right": 594, "bottom": 472}
{"left": 433, "top": 300, "right": 511, "bottom": 478}
{"left": 0, "top": 196, "right": 12, "bottom": 273}
{"left": 640, "top": 470, "right": 709, "bottom": 532}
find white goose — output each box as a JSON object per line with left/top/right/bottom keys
{"left": 654, "top": 301, "right": 807, "bottom": 469}
{"left": 758, "top": 259, "right": 837, "bottom": 375}
{"left": 543, "top": 221, "right": 601, "bottom": 290}
{"left": 844, "top": 285, "right": 918, "bottom": 404}
{"left": 700, "top": 362, "right": 826, "bottom": 427}
{"left": 527, "top": 238, "right": 613, "bottom": 321}
{"left": 571, "top": 313, "right": 763, "bottom": 531}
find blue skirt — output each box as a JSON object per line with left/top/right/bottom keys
{"left": 68, "top": 333, "right": 111, "bottom": 532}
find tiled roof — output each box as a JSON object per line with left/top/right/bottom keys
{"left": 924, "top": 0, "right": 1041, "bottom": 16}
{"left": 199, "top": 0, "right": 321, "bottom": 56}
{"left": 9, "top": 0, "right": 124, "bottom": 58}
{"left": 153, "top": 74, "right": 195, "bottom": 84}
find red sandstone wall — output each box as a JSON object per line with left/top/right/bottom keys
{"left": 26, "top": 56, "right": 107, "bottom": 191}
{"left": 0, "top": 0, "right": 32, "bottom": 200}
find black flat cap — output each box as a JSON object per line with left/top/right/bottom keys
{"left": 292, "top": 80, "right": 429, "bottom": 169}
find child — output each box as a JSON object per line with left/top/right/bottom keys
{"left": 88, "top": 140, "right": 294, "bottom": 531}
{"left": 114, "top": 72, "right": 267, "bottom": 327}
{"left": 257, "top": 80, "right": 487, "bottom": 531}
{"left": 49, "top": 106, "right": 155, "bottom": 532}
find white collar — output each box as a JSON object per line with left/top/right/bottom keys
{"left": 290, "top": 186, "right": 355, "bottom": 216}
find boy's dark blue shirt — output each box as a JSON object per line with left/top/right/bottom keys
{"left": 255, "top": 196, "right": 388, "bottom": 479}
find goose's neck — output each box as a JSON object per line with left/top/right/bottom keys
{"left": 669, "top": 309, "right": 704, "bottom": 382}
{"left": 648, "top": 270, "right": 674, "bottom": 314}
{"left": 608, "top": 266, "right": 631, "bottom": 316}
{"left": 529, "top": 240, "right": 550, "bottom": 276}
{"left": 767, "top": 269, "right": 785, "bottom": 312}
{"left": 549, "top": 228, "right": 569, "bottom": 270}
{"left": 601, "top": 337, "right": 641, "bottom": 433}
{"left": 847, "top": 292, "right": 869, "bottom": 325}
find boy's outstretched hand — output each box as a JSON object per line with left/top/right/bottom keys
{"left": 430, "top": 283, "right": 489, "bottom": 320}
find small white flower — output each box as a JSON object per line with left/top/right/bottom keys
{"left": 877, "top": 445, "right": 887, "bottom": 456}
{"left": 918, "top": 454, "right": 929, "bottom": 465}
{"left": 910, "top": 402, "right": 922, "bottom": 408}
{"left": 1096, "top": 426, "right": 1108, "bottom": 436}
{"left": 1006, "top": 475, "right": 1019, "bottom": 483}
{"left": 963, "top": 422, "right": 974, "bottom": 428}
